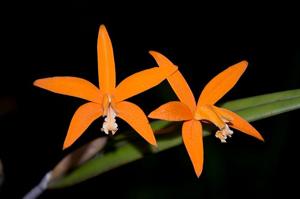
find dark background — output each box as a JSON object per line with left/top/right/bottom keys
{"left": 1, "top": 2, "right": 300, "bottom": 199}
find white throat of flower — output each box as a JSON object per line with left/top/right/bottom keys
{"left": 215, "top": 124, "right": 233, "bottom": 143}
{"left": 101, "top": 96, "right": 118, "bottom": 135}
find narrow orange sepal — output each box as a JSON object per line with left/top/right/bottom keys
{"left": 182, "top": 120, "right": 204, "bottom": 177}
{"left": 97, "top": 25, "right": 116, "bottom": 93}
{"left": 148, "top": 101, "right": 193, "bottom": 121}
{"left": 197, "top": 61, "right": 248, "bottom": 106}
{"left": 116, "top": 101, "right": 157, "bottom": 146}
{"left": 63, "top": 102, "right": 103, "bottom": 149}
{"left": 34, "top": 77, "right": 102, "bottom": 103}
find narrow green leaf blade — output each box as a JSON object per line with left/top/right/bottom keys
{"left": 235, "top": 96, "right": 300, "bottom": 122}
{"left": 222, "top": 89, "right": 300, "bottom": 111}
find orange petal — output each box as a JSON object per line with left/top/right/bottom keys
{"left": 116, "top": 101, "right": 157, "bottom": 146}
{"left": 182, "top": 120, "right": 204, "bottom": 177}
{"left": 63, "top": 102, "right": 103, "bottom": 149}
{"left": 34, "top": 77, "right": 102, "bottom": 103}
{"left": 197, "top": 61, "right": 248, "bottom": 106}
{"left": 148, "top": 101, "right": 193, "bottom": 121}
{"left": 195, "top": 105, "right": 226, "bottom": 130}
{"left": 213, "top": 107, "right": 264, "bottom": 141}
{"left": 149, "top": 51, "right": 178, "bottom": 75}
{"left": 97, "top": 25, "right": 116, "bottom": 93}
{"left": 114, "top": 67, "right": 170, "bottom": 102}
{"left": 149, "top": 51, "right": 196, "bottom": 111}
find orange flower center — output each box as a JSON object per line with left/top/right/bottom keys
{"left": 195, "top": 105, "right": 234, "bottom": 143}
{"left": 215, "top": 124, "right": 233, "bottom": 143}
{"left": 101, "top": 94, "right": 118, "bottom": 135}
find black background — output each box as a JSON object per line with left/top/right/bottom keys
{"left": 1, "top": 1, "right": 300, "bottom": 199}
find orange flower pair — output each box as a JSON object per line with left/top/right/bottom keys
{"left": 34, "top": 25, "right": 263, "bottom": 177}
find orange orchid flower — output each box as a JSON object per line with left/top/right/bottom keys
{"left": 34, "top": 25, "right": 176, "bottom": 149}
{"left": 148, "top": 51, "right": 264, "bottom": 177}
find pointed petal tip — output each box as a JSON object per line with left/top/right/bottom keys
{"left": 145, "top": 132, "right": 157, "bottom": 146}
{"left": 257, "top": 134, "right": 265, "bottom": 142}
{"left": 99, "top": 24, "right": 107, "bottom": 31}
{"left": 148, "top": 50, "right": 158, "bottom": 56}
{"left": 33, "top": 78, "right": 48, "bottom": 87}
{"left": 142, "top": 133, "right": 157, "bottom": 147}
{"left": 98, "top": 25, "right": 109, "bottom": 38}
{"left": 148, "top": 111, "right": 156, "bottom": 119}
{"left": 149, "top": 50, "right": 173, "bottom": 64}
{"left": 230, "top": 60, "right": 248, "bottom": 73}
{"left": 33, "top": 78, "right": 49, "bottom": 89}
{"left": 143, "top": 134, "right": 157, "bottom": 147}
{"left": 140, "top": 124, "right": 158, "bottom": 146}
{"left": 33, "top": 79, "right": 42, "bottom": 87}
{"left": 150, "top": 139, "right": 158, "bottom": 147}
{"left": 63, "top": 137, "right": 75, "bottom": 150}
{"left": 239, "top": 60, "right": 248, "bottom": 69}
{"left": 195, "top": 169, "right": 202, "bottom": 178}
{"left": 250, "top": 132, "right": 264, "bottom": 142}
{"left": 148, "top": 51, "right": 178, "bottom": 71}
{"left": 193, "top": 157, "right": 203, "bottom": 178}
{"left": 241, "top": 60, "right": 248, "bottom": 65}
{"left": 148, "top": 109, "right": 161, "bottom": 119}
{"left": 62, "top": 142, "right": 70, "bottom": 150}
{"left": 191, "top": 160, "right": 203, "bottom": 178}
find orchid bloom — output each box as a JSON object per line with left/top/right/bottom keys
{"left": 148, "top": 51, "right": 264, "bottom": 177}
{"left": 34, "top": 25, "right": 176, "bottom": 149}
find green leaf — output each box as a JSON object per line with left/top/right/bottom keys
{"left": 222, "top": 89, "right": 300, "bottom": 112}
{"left": 49, "top": 89, "right": 300, "bottom": 189}
{"left": 234, "top": 96, "right": 300, "bottom": 122}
